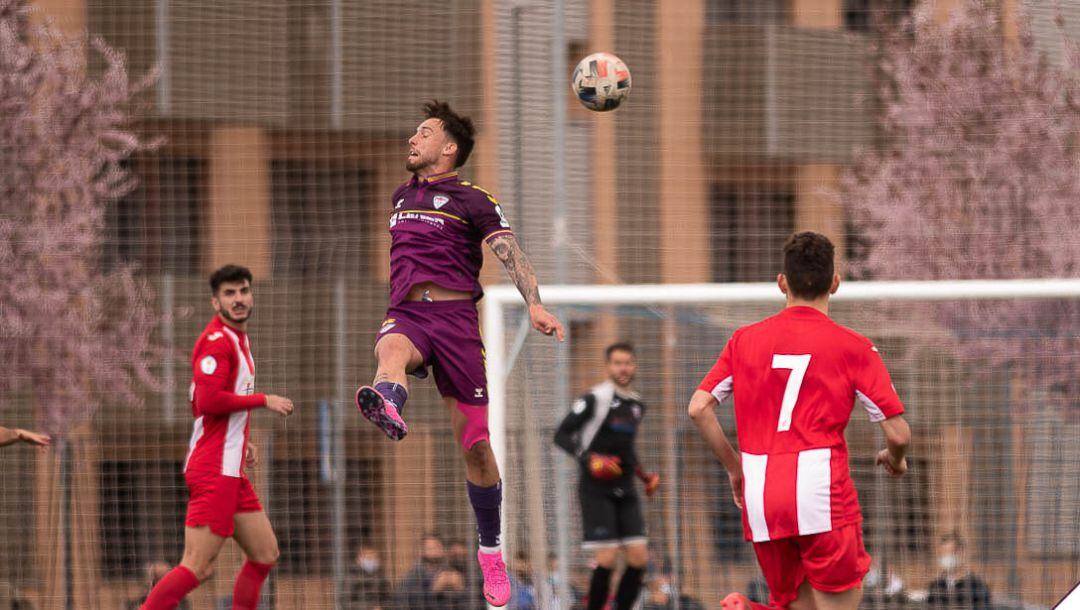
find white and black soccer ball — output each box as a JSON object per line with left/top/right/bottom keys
{"left": 571, "top": 52, "right": 631, "bottom": 112}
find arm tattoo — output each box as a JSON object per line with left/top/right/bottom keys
{"left": 489, "top": 235, "right": 542, "bottom": 306}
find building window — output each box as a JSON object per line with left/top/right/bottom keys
{"left": 270, "top": 160, "right": 373, "bottom": 278}
{"left": 850, "top": 456, "right": 931, "bottom": 555}
{"left": 104, "top": 155, "right": 205, "bottom": 276}
{"left": 710, "top": 178, "right": 795, "bottom": 283}
{"left": 270, "top": 458, "right": 328, "bottom": 576}
{"left": 345, "top": 457, "right": 383, "bottom": 549}
{"left": 100, "top": 460, "right": 186, "bottom": 580}
{"left": 843, "top": 0, "right": 915, "bottom": 32}
{"left": 270, "top": 456, "right": 380, "bottom": 576}
{"left": 707, "top": 0, "right": 786, "bottom": 25}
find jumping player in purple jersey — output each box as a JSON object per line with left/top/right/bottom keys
{"left": 356, "top": 101, "right": 564, "bottom": 607}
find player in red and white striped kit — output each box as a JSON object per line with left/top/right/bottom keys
{"left": 142, "top": 265, "right": 295, "bottom": 610}
{"left": 689, "top": 233, "right": 911, "bottom": 610}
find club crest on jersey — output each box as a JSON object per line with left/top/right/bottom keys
{"left": 379, "top": 318, "right": 397, "bottom": 334}
{"left": 494, "top": 204, "right": 511, "bottom": 228}
{"left": 433, "top": 195, "right": 449, "bottom": 209}
{"left": 200, "top": 355, "right": 217, "bottom": 375}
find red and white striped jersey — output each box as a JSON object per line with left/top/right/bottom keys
{"left": 697, "top": 306, "right": 904, "bottom": 542}
{"left": 184, "top": 316, "right": 265, "bottom": 477}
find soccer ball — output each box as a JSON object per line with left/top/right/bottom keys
{"left": 571, "top": 52, "right": 631, "bottom": 112}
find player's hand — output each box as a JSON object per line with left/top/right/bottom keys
{"left": 635, "top": 467, "right": 661, "bottom": 497}
{"left": 586, "top": 453, "right": 623, "bottom": 481}
{"left": 876, "top": 449, "right": 907, "bottom": 477}
{"left": 245, "top": 443, "right": 259, "bottom": 469}
{"left": 265, "top": 395, "right": 294, "bottom": 417}
{"left": 16, "top": 429, "right": 51, "bottom": 448}
{"left": 529, "top": 304, "right": 565, "bottom": 341}
{"left": 727, "top": 469, "right": 744, "bottom": 510}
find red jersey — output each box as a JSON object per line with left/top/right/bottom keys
{"left": 184, "top": 316, "right": 266, "bottom": 477}
{"left": 697, "top": 306, "right": 904, "bottom": 542}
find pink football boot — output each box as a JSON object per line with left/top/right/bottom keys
{"left": 355, "top": 386, "right": 408, "bottom": 441}
{"left": 477, "top": 549, "right": 511, "bottom": 607}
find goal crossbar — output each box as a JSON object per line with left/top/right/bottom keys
{"left": 481, "top": 277, "right": 1080, "bottom": 579}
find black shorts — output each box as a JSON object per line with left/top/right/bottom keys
{"left": 579, "top": 482, "right": 647, "bottom": 549}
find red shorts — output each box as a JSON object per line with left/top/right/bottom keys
{"left": 752, "top": 523, "right": 871, "bottom": 608}
{"left": 185, "top": 471, "right": 263, "bottom": 538}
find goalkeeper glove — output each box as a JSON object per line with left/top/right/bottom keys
{"left": 635, "top": 466, "right": 661, "bottom": 497}
{"left": 586, "top": 453, "right": 623, "bottom": 481}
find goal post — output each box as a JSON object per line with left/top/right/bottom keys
{"left": 483, "top": 278, "right": 1080, "bottom": 608}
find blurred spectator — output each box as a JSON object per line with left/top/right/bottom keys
{"left": 862, "top": 558, "right": 906, "bottom": 608}
{"left": 394, "top": 533, "right": 468, "bottom": 610}
{"left": 447, "top": 539, "right": 484, "bottom": 603}
{"left": 508, "top": 552, "right": 537, "bottom": 610}
{"left": 447, "top": 541, "right": 470, "bottom": 574}
{"left": 128, "top": 560, "right": 190, "bottom": 610}
{"left": 641, "top": 571, "right": 704, "bottom": 610}
{"left": 926, "top": 532, "right": 992, "bottom": 610}
{"left": 346, "top": 543, "right": 391, "bottom": 610}
{"left": 538, "top": 553, "right": 582, "bottom": 610}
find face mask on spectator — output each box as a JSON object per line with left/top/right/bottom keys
{"left": 360, "top": 559, "right": 379, "bottom": 574}
{"left": 938, "top": 554, "right": 958, "bottom": 571}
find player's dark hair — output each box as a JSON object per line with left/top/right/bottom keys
{"left": 782, "top": 232, "right": 835, "bottom": 300}
{"left": 605, "top": 342, "right": 635, "bottom": 361}
{"left": 209, "top": 264, "right": 253, "bottom": 295}
{"left": 423, "top": 100, "right": 475, "bottom": 168}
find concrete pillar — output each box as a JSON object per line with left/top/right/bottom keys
{"left": 206, "top": 127, "right": 272, "bottom": 278}
{"left": 590, "top": 0, "right": 619, "bottom": 348}
{"left": 1001, "top": 0, "right": 1019, "bottom": 47}
{"left": 932, "top": 0, "right": 963, "bottom": 23}
{"left": 31, "top": 0, "right": 86, "bottom": 36}
{"left": 793, "top": 164, "right": 846, "bottom": 266}
{"left": 658, "top": 1, "right": 709, "bottom": 284}
{"left": 69, "top": 427, "right": 102, "bottom": 610}
{"left": 371, "top": 141, "right": 407, "bottom": 286}
{"left": 384, "top": 433, "right": 436, "bottom": 580}
{"left": 657, "top": 0, "right": 710, "bottom": 600}
{"left": 34, "top": 439, "right": 63, "bottom": 610}
{"left": 788, "top": 0, "right": 841, "bottom": 30}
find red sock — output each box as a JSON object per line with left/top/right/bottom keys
{"left": 140, "top": 565, "right": 199, "bottom": 610}
{"left": 232, "top": 560, "right": 274, "bottom": 610}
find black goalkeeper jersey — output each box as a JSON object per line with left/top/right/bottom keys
{"left": 554, "top": 381, "right": 647, "bottom": 494}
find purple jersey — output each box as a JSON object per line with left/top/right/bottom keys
{"left": 387, "top": 170, "right": 514, "bottom": 306}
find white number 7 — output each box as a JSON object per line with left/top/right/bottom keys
{"left": 772, "top": 354, "right": 811, "bottom": 432}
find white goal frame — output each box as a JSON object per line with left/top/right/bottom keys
{"left": 481, "top": 277, "right": 1080, "bottom": 590}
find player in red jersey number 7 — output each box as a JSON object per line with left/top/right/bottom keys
{"left": 141, "top": 265, "right": 295, "bottom": 610}
{"left": 689, "top": 232, "right": 912, "bottom": 610}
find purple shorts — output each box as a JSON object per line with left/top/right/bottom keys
{"left": 375, "top": 300, "right": 488, "bottom": 405}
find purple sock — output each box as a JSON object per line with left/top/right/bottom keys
{"left": 374, "top": 382, "right": 407, "bottom": 413}
{"left": 467, "top": 480, "right": 502, "bottom": 551}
